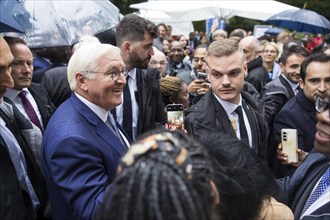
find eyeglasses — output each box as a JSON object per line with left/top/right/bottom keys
{"left": 263, "top": 50, "right": 277, "bottom": 54}
{"left": 85, "top": 69, "right": 127, "bottom": 82}
{"left": 315, "top": 96, "right": 330, "bottom": 113}
{"left": 193, "top": 57, "right": 206, "bottom": 63}
{"left": 149, "top": 60, "right": 167, "bottom": 66}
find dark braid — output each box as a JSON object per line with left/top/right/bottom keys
{"left": 97, "top": 130, "right": 215, "bottom": 220}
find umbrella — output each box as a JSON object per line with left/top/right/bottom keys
{"left": 266, "top": 9, "right": 330, "bottom": 34}
{"left": 265, "top": 27, "right": 284, "bottom": 35}
{"left": 130, "top": 0, "right": 298, "bottom": 22}
{"left": 0, "top": 3, "right": 25, "bottom": 33}
{"left": 0, "top": 0, "right": 120, "bottom": 48}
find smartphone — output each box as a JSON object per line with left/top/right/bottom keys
{"left": 166, "top": 104, "right": 184, "bottom": 131}
{"left": 197, "top": 72, "right": 207, "bottom": 81}
{"left": 281, "top": 129, "right": 298, "bottom": 163}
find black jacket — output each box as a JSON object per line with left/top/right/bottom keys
{"left": 246, "top": 56, "right": 270, "bottom": 93}
{"left": 135, "top": 68, "right": 166, "bottom": 136}
{"left": 0, "top": 99, "right": 49, "bottom": 219}
{"left": 185, "top": 89, "right": 266, "bottom": 161}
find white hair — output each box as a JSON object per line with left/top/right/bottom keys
{"left": 67, "top": 43, "right": 121, "bottom": 90}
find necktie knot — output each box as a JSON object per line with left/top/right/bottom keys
{"left": 19, "top": 90, "right": 43, "bottom": 133}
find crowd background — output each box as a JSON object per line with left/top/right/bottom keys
{"left": 0, "top": 1, "right": 330, "bottom": 219}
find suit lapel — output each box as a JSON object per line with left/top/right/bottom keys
{"left": 71, "top": 94, "right": 127, "bottom": 156}
{"left": 211, "top": 95, "right": 236, "bottom": 137}
{"left": 279, "top": 75, "right": 295, "bottom": 98}
{"left": 242, "top": 100, "right": 258, "bottom": 150}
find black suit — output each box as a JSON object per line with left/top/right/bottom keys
{"left": 41, "top": 66, "right": 72, "bottom": 108}
{"left": 114, "top": 68, "right": 166, "bottom": 139}
{"left": 0, "top": 99, "right": 49, "bottom": 219}
{"left": 278, "top": 151, "right": 330, "bottom": 220}
{"left": 185, "top": 89, "right": 266, "bottom": 161}
{"left": 28, "top": 82, "right": 56, "bottom": 128}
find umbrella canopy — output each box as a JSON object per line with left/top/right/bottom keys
{"left": 130, "top": 0, "right": 298, "bottom": 22}
{"left": 0, "top": 2, "right": 25, "bottom": 33}
{"left": 266, "top": 9, "right": 330, "bottom": 34}
{"left": 0, "top": 0, "right": 120, "bottom": 48}
{"left": 265, "top": 27, "right": 284, "bottom": 35}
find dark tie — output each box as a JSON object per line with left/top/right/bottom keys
{"left": 234, "top": 106, "right": 249, "bottom": 144}
{"left": 19, "top": 90, "right": 43, "bottom": 133}
{"left": 302, "top": 166, "right": 330, "bottom": 215}
{"left": 122, "top": 76, "right": 133, "bottom": 140}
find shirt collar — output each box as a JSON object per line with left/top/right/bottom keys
{"left": 75, "top": 92, "right": 109, "bottom": 122}
{"left": 213, "top": 92, "right": 243, "bottom": 115}
{"left": 281, "top": 74, "right": 299, "bottom": 91}
{"left": 5, "top": 88, "right": 28, "bottom": 100}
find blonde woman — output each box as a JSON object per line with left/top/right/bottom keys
{"left": 262, "top": 42, "right": 281, "bottom": 80}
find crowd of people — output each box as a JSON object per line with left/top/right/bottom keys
{"left": 0, "top": 13, "right": 329, "bottom": 220}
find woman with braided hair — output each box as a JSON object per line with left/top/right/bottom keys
{"left": 97, "top": 130, "right": 219, "bottom": 220}
{"left": 159, "top": 76, "right": 190, "bottom": 111}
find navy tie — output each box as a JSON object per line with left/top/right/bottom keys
{"left": 234, "top": 106, "right": 248, "bottom": 144}
{"left": 302, "top": 166, "right": 330, "bottom": 214}
{"left": 19, "top": 90, "right": 43, "bottom": 133}
{"left": 122, "top": 76, "right": 133, "bottom": 140}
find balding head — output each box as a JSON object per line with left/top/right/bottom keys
{"left": 0, "top": 37, "right": 14, "bottom": 99}
{"left": 239, "top": 36, "right": 261, "bottom": 63}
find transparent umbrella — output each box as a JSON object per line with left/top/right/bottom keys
{"left": 1, "top": 0, "right": 120, "bottom": 48}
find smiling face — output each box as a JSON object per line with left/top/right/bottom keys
{"left": 206, "top": 51, "right": 247, "bottom": 104}
{"left": 80, "top": 53, "right": 126, "bottom": 111}
{"left": 9, "top": 43, "right": 34, "bottom": 90}
{"left": 281, "top": 54, "right": 306, "bottom": 84}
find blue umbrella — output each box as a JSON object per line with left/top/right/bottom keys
{"left": 0, "top": 1, "right": 25, "bottom": 33}
{"left": 265, "top": 27, "right": 284, "bottom": 35}
{"left": 266, "top": 9, "right": 330, "bottom": 34}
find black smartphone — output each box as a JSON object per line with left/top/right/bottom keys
{"left": 166, "top": 104, "right": 184, "bottom": 131}
{"left": 197, "top": 72, "right": 207, "bottom": 81}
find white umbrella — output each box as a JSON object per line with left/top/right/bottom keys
{"left": 130, "top": 0, "right": 299, "bottom": 22}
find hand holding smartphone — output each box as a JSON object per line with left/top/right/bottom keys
{"left": 166, "top": 104, "right": 184, "bottom": 131}
{"left": 281, "top": 129, "right": 298, "bottom": 163}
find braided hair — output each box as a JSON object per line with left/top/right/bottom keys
{"left": 97, "top": 130, "right": 215, "bottom": 220}
{"left": 159, "top": 76, "right": 183, "bottom": 105}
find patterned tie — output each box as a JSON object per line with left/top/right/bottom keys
{"left": 19, "top": 90, "right": 43, "bottom": 133}
{"left": 302, "top": 166, "right": 330, "bottom": 214}
{"left": 122, "top": 75, "right": 133, "bottom": 140}
{"left": 234, "top": 106, "right": 249, "bottom": 144}
{"left": 107, "top": 113, "right": 126, "bottom": 147}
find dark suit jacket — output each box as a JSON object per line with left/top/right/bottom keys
{"left": 273, "top": 90, "right": 316, "bottom": 177}
{"left": 185, "top": 89, "right": 266, "bottom": 161}
{"left": 41, "top": 66, "right": 72, "bottom": 108}
{"left": 135, "top": 68, "right": 166, "bottom": 136}
{"left": 0, "top": 99, "right": 49, "bottom": 219}
{"left": 28, "top": 82, "right": 56, "bottom": 128}
{"left": 41, "top": 93, "right": 128, "bottom": 220}
{"left": 278, "top": 152, "right": 330, "bottom": 220}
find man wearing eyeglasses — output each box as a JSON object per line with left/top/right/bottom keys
{"left": 273, "top": 53, "right": 330, "bottom": 178}
{"left": 41, "top": 43, "right": 130, "bottom": 220}
{"left": 278, "top": 91, "right": 330, "bottom": 220}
